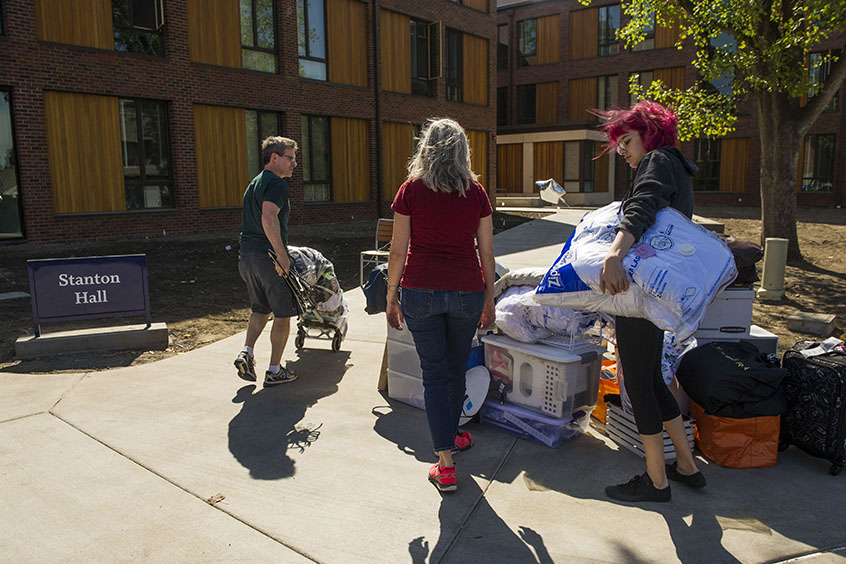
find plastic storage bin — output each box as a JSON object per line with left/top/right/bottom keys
{"left": 482, "top": 334, "right": 604, "bottom": 419}
{"left": 387, "top": 368, "right": 424, "bottom": 410}
{"left": 479, "top": 397, "right": 590, "bottom": 448}
{"left": 387, "top": 339, "right": 422, "bottom": 379}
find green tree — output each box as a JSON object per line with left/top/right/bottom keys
{"left": 602, "top": 0, "right": 846, "bottom": 260}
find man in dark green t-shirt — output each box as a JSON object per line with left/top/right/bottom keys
{"left": 234, "top": 136, "right": 300, "bottom": 387}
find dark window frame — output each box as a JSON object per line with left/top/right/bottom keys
{"left": 517, "top": 18, "right": 537, "bottom": 67}
{"left": 800, "top": 134, "right": 836, "bottom": 192}
{"left": 445, "top": 27, "right": 463, "bottom": 102}
{"left": 0, "top": 87, "right": 25, "bottom": 239}
{"left": 563, "top": 141, "right": 596, "bottom": 193}
{"left": 809, "top": 49, "right": 841, "bottom": 111}
{"left": 245, "top": 109, "right": 282, "bottom": 179}
{"left": 597, "top": 5, "right": 620, "bottom": 57}
{"left": 631, "top": 12, "right": 654, "bottom": 52}
{"left": 410, "top": 18, "right": 437, "bottom": 97}
{"left": 241, "top": 0, "right": 277, "bottom": 72}
{"left": 497, "top": 87, "right": 508, "bottom": 126}
{"left": 112, "top": 0, "right": 165, "bottom": 57}
{"left": 301, "top": 114, "right": 333, "bottom": 202}
{"left": 298, "top": 0, "right": 328, "bottom": 80}
{"left": 596, "top": 74, "right": 618, "bottom": 112}
{"left": 516, "top": 83, "right": 536, "bottom": 124}
{"left": 118, "top": 97, "right": 174, "bottom": 210}
{"left": 497, "top": 23, "right": 509, "bottom": 70}
{"left": 693, "top": 139, "right": 721, "bottom": 191}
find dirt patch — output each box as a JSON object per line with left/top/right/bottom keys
{"left": 2, "top": 205, "right": 842, "bottom": 374}
{"left": 0, "top": 210, "right": 542, "bottom": 373}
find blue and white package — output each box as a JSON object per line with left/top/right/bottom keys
{"left": 534, "top": 202, "right": 736, "bottom": 341}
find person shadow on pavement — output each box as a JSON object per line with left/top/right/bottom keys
{"left": 373, "top": 402, "right": 553, "bottom": 563}
{"left": 228, "top": 348, "right": 350, "bottom": 480}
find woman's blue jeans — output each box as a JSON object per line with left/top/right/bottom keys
{"left": 401, "top": 288, "right": 485, "bottom": 453}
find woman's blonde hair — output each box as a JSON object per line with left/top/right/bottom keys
{"left": 407, "top": 118, "right": 478, "bottom": 196}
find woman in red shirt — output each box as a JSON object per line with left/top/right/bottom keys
{"left": 386, "top": 118, "right": 496, "bottom": 492}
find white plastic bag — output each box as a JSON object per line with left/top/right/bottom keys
{"left": 534, "top": 202, "right": 736, "bottom": 341}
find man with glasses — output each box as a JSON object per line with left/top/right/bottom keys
{"left": 234, "top": 136, "right": 300, "bottom": 387}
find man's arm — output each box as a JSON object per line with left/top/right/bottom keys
{"left": 261, "top": 200, "right": 289, "bottom": 275}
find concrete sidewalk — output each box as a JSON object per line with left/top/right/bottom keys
{"left": 2, "top": 209, "right": 845, "bottom": 564}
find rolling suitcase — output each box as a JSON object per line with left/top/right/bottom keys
{"left": 780, "top": 341, "right": 846, "bottom": 475}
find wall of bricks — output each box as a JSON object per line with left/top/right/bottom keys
{"left": 0, "top": 0, "right": 497, "bottom": 244}
{"left": 496, "top": 0, "right": 845, "bottom": 208}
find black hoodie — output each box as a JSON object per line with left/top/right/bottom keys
{"left": 618, "top": 145, "right": 699, "bottom": 241}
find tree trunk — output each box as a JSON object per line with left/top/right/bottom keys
{"left": 756, "top": 93, "right": 803, "bottom": 261}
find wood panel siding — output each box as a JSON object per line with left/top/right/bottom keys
{"left": 463, "top": 33, "right": 488, "bottom": 105}
{"left": 467, "top": 129, "right": 488, "bottom": 190}
{"left": 568, "top": 77, "right": 597, "bottom": 121}
{"left": 655, "top": 19, "right": 681, "bottom": 49}
{"left": 654, "top": 66, "right": 686, "bottom": 90}
{"left": 569, "top": 8, "right": 597, "bottom": 60}
{"left": 331, "top": 117, "right": 370, "bottom": 202}
{"left": 44, "top": 92, "right": 125, "bottom": 213}
{"left": 328, "top": 0, "right": 368, "bottom": 87}
{"left": 380, "top": 9, "right": 411, "bottom": 94}
{"left": 533, "top": 141, "right": 564, "bottom": 190}
{"left": 187, "top": 0, "right": 241, "bottom": 68}
{"left": 462, "top": 0, "right": 488, "bottom": 12}
{"left": 720, "top": 137, "right": 750, "bottom": 193}
{"left": 537, "top": 15, "right": 559, "bottom": 65}
{"left": 497, "top": 144, "right": 523, "bottom": 193}
{"left": 383, "top": 122, "right": 413, "bottom": 200}
{"left": 594, "top": 151, "right": 610, "bottom": 192}
{"left": 36, "top": 0, "right": 114, "bottom": 49}
{"left": 194, "top": 104, "right": 248, "bottom": 208}
{"left": 536, "top": 82, "right": 559, "bottom": 124}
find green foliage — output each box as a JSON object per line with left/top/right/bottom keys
{"left": 616, "top": 0, "right": 846, "bottom": 137}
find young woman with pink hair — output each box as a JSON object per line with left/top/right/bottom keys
{"left": 595, "top": 100, "right": 707, "bottom": 502}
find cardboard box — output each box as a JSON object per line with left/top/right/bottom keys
{"left": 482, "top": 334, "right": 604, "bottom": 419}
{"left": 695, "top": 287, "right": 755, "bottom": 339}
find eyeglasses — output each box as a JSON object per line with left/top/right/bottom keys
{"left": 615, "top": 136, "right": 630, "bottom": 155}
{"left": 275, "top": 152, "right": 296, "bottom": 163}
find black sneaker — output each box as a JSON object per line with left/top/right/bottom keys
{"left": 234, "top": 351, "right": 256, "bottom": 382}
{"left": 264, "top": 367, "right": 297, "bottom": 387}
{"left": 606, "top": 473, "right": 671, "bottom": 503}
{"left": 666, "top": 462, "right": 707, "bottom": 489}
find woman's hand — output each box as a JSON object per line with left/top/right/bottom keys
{"left": 386, "top": 291, "right": 404, "bottom": 330}
{"left": 479, "top": 294, "right": 496, "bottom": 330}
{"left": 600, "top": 255, "right": 629, "bottom": 295}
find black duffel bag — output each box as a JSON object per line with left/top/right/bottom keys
{"left": 676, "top": 341, "right": 787, "bottom": 418}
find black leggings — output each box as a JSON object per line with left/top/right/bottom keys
{"left": 615, "top": 316, "right": 680, "bottom": 435}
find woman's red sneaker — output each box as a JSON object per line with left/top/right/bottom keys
{"left": 428, "top": 463, "right": 457, "bottom": 492}
{"left": 453, "top": 430, "right": 473, "bottom": 453}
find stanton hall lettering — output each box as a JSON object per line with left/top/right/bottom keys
{"left": 57, "top": 273, "right": 122, "bottom": 305}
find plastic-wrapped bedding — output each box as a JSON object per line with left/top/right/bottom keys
{"left": 288, "top": 246, "right": 346, "bottom": 317}
{"left": 495, "top": 285, "right": 596, "bottom": 344}
{"left": 534, "top": 202, "right": 736, "bottom": 341}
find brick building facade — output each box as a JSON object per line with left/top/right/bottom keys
{"left": 0, "top": 0, "right": 497, "bottom": 243}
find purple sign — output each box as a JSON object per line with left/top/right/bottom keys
{"left": 27, "top": 254, "right": 151, "bottom": 337}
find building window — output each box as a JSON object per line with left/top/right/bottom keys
{"left": 563, "top": 141, "right": 596, "bottom": 192}
{"left": 297, "top": 0, "right": 326, "bottom": 80}
{"left": 445, "top": 28, "right": 463, "bottom": 102}
{"left": 241, "top": 0, "right": 276, "bottom": 72}
{"left": 112, "top": 0, "right": 165, "bottom": 56}
{"left": 800, "top": 134, "right": 835, "bottom": 192}
{"left": 301, "top": 115, "right": 331, "bottom": 202}
{"left": 411, "top": 19, "right": 437, "bottom": 97}
{"left": 631, "top": 12, "right": 654, "bottom": 51}
{"left": 703, "top": 33, "right": 736, "bottom": 97}
{"left": 597, "top": 75, "right": 618, "bottom": 111}
{"left": 597, "top": 5, "right": 620, "bottom": 56}
{"left": 629, "top": 70, "right": 653, "bottom": 105}
{"left": 497, "top": 87, "right": 508, "bottom": 126}
{"left": 516, "top": 84, "right": 535, "bottom": 124}
{"left": 517, "top": 19, "right": 537, "bottom": 67}
{"left": 246, "top": 110, "right": 281, "bottom": 179}
{"left": 809, "top": 50, "right": 840, "bottom": 111}
{"left": 497, "top": 23, "right": 509, "bottom": 70}
{"left": 118, "top": 98, "right": 172, "bottom": 209}
{"left": 693, "top": 139, "right": 721, "bottom": 191}
{"left": 0, "top": 90, "right": 23, "bottom": 239}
